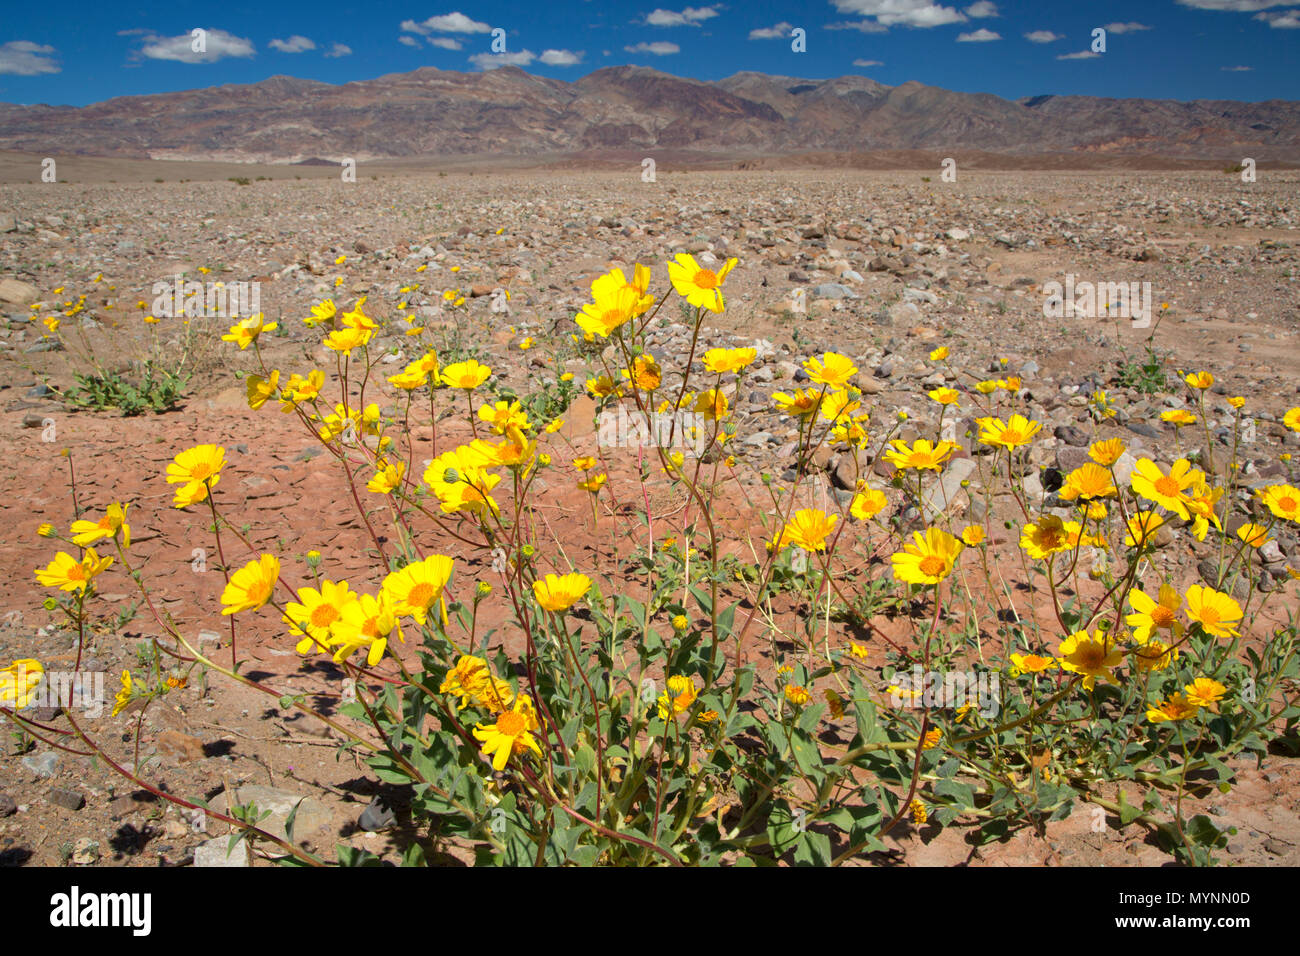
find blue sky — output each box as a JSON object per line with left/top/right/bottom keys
{"left": 1, "top": 1, "right": 1297, "bottom": 106}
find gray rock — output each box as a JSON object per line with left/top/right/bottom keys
{"left": 21, "top": 751, "right": 60, "bottom": 778}
{"left": 194, "top": 837, "right": 251, "bottom": 867}
{"left": 921, "top": 457, "right": 976, "bottom": 519}
{"left": 1112, "top": 451, "right": 1138, "bottom": 488}
{"left": 358, "top": 795, "right": 397, "bottom": 831}
{"left": 0, "top": 793, "right": 16, "bottom": 817}
{"left": 1056, "top": 445, "right": 1091, "bottom": 473}
{"left": 1258, "top": 540, "right": 1285, "bottom": 566}
{"left": 49, "top": 788, "right": 85, "bottom": 811}
{"left": 886, "top": 301, "right": 920, "bottom": 325}
{"left": 810, "top": 283, "right": 856, "bottom": 300}
{"left": 217, "top": 784, "right": 333, "bottom": 842}
{"left": 832, "top": 450, "right": 871, "bottom": 491}
{"left": 1197, "top": 559, "right": 1250, "bottom": 601}
{"left": 1054, "top": 424, "right": 1089, "bottom": 447}
{"left": 1128, "top": 421, "right": 1160, "bottom": 439}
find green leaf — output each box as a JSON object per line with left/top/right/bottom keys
{"left": 792, "top": 829, "right": 832, "bottom": 867}
{"left": 401, "top": 842, "right": 427, "bottom": 867}
{"left": 283, "top": 798, "right": 302, "bottom": 843}
{"left": 574, "top": 742, "right": 597, "bottom": 778}
{"left": 1117, "top": 790, "right": 1144, "bottom": 826}
{"left": 789, "top": 727, "right": 822, "bottom": 775}
{"left": 336, "top": 845, "right": 383, "bottom": 867}
{"left": 933, "top": 779, "right": 974, "bottom": 809}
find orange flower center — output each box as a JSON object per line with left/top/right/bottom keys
{"left": 67, "top": 564, "right": 86, "bottom": 581}
{"left": 246, "top": 579, "right": 273, "bottom": 605}
{"left": 407, "top": 582, "right": 436, "bottom": 609}
{"left": 1279, "top": 496, "right": 1297, "bottom": 513}
{"left": 1198, "top": 607, "right": 1220, "bottom": 626}
{"left": 97, "top": 517, "right": 113, "bottom": 530}
{"left": 190, "top": 462, "right": 213, "bottom": 481}
{"left": 1076, "top": 645, "right": 1105, "bottom": 668}
{"left": 694, "top": 269, "right": 718, "bottom": 290}
{"left": 496, "top": 711, "right": 526, "bottom": 736}
{"left": 1154, "top": 476, "right": 1181, "bottom": 498}
{"left": 1150, "top": 605, "right": 1176, "bottom": 629}
{"left": 1000, "top": 428, "right": 1025, "bottom": 445}
{"left": 310, "top": 604, "right": 339, "bottom": 629}
{"left": 918, "top": 555, "right": 946, "bottom": 577}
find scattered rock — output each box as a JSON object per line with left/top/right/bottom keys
{"left": 0, "top": 278, "right": 39, "bottom": 305}
{"left": 358, "top": 795, "right": 397, "bottom": 831}
{"left": 217, "top": 784, "right": 333, "bottom": 843}
{"left": 157, "top": 729, "right": 206, "bottom": 763}
{"left": 71, "top": 838, "right": 99, "bottom": 865}
{"left": 49, "top": 788, "right": 85, "bottom": 811}
{"left": 194, "top": 837, "right": 251, "bottom": 867}
{"left": 21, "top": 751, "right": 60, "bottom": 778}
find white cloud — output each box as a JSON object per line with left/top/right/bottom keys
{"left": 624, "top": 41, "right": 681, "bottom": 54}
{"left": 325, "top": 43, "right": 351, "bottom": 57}
{"left": 1221, "top": 64, "right": 1254, "bottom": 69}
{"left": 957, "top": 27, "right": 1000, "bottom": 40}
{"left": 1177, "top": 1, "right": 1290, "bottom": 10}
{"left": 403, "top": 12, "right": 492, "bottom": 35}
{"left": 429, "top": 37, "right": 463, "bottom": 49}
{"left": 1057, "top": 50, "right": 1100, "bottom": 59}
{"left": 1255, "top": 8, "right": 1300, "bottom": 26}
{"left": 0, "top": 40, "right": 59, "bottom": 75}
{"left": 831, "top": 0, "right": 967, "bottom": 28}
{"left": 644, "top": 6, "right": 721, "bottom": 27}
{"left": 853, "top": 58, "right": 884, "bottom": 66}
{"left": 1103, "top": 22, "right": 1152, "bottom": 33}
{"left": 137, "top": 28, "right": 256, "bottom": 64}
{"left": 399, "top": 35, "right": 420, "bottom": 47}
{"left": 825, "top": 19, "right": 890, "bottom": 32}
{"left": 965, "top": 1, "right": 998, "bottom": 16}
{"left": 539, "top": 48, "right": 583, "bottom": 65}
{"left": 749, "top": 22, "right": 794, "bottom": 39}
{"left": 269, "top": 35, "right": 315, "bottom": 53}
{"left": 1024, "top": 30, "right": 1062, "bottom": 43}
{"left": 468, "top": 49, "right": 535, "bottom": 69}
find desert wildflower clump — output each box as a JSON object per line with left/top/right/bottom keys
{"left": 6, "top": 250, "right": 1299, "bottom": 871}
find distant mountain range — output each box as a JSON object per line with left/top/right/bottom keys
{"left": 0, "top": 65, "right": 1296, "bottom": 163}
